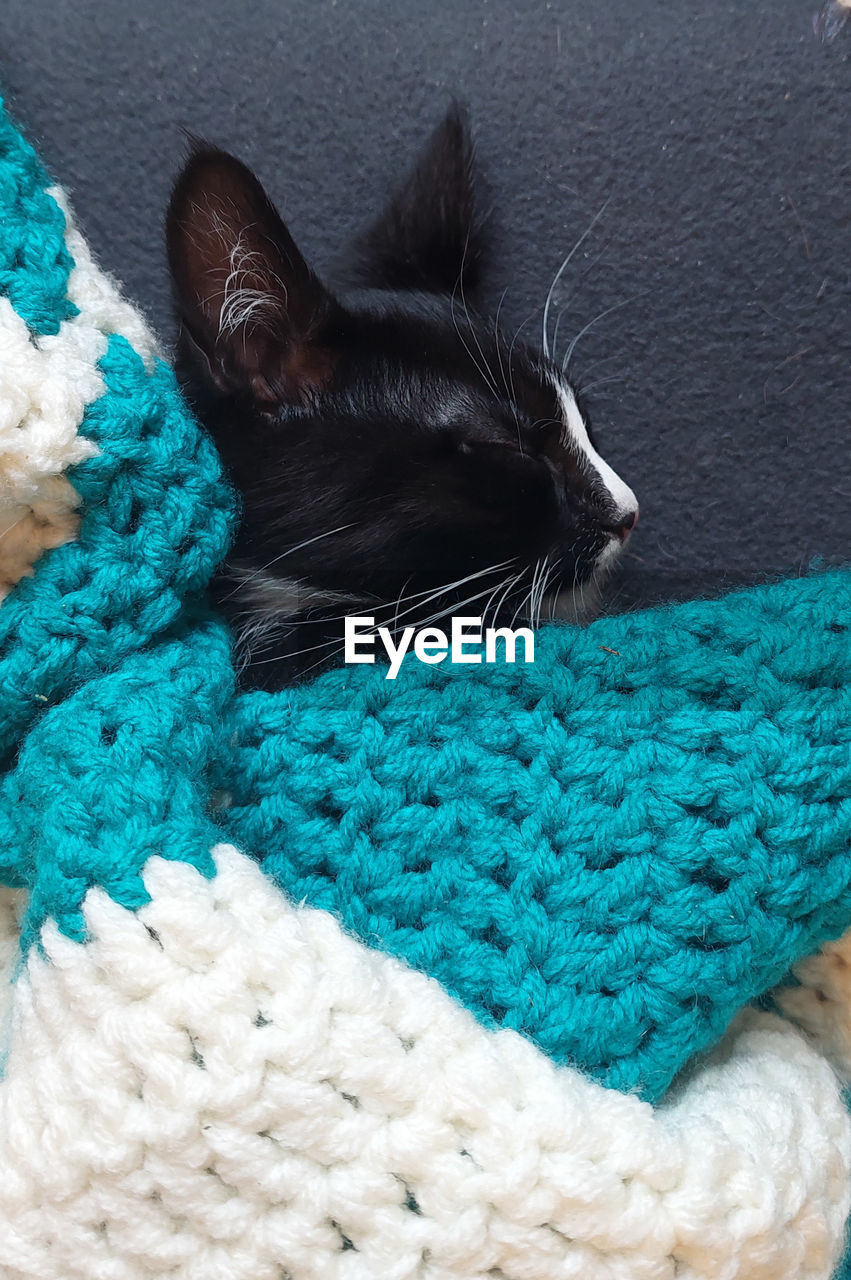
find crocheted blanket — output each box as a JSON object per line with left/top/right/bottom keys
{"left": 2, "top": 97, "right": 851, "bottom": 1280}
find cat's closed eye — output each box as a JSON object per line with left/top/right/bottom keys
{"left": 166, "top": 105, "right": 638, "bottom": 687}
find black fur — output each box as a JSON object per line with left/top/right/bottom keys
{"left": 166, "top": 108, "right": 636, "bottom": 687}
{"left": 342, "top": 103, "right": 486, "bottom": 294}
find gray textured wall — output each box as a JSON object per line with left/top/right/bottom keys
{"left": 2, "top": 0, "right": 849, "bottom": 608}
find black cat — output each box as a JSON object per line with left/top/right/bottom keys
{"left": 166, "top": 106, "right": 638, "bottom": 686}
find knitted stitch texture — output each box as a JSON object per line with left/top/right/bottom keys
{"left": 1, "top": 95, "right": 851, "bottom": 1279}
{"left": 216, "top": 575, "right": 851, "bottom": 1099}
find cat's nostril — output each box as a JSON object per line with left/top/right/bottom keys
{"left": 610, "top": 505, "right": 638, "bottom": 542}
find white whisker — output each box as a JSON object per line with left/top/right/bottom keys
{"left": 492, "top": 567, "right": 528, "bottom": 627}
{"left": 219, "top": 523, "right": 360, "bottom": 602}
{"left": 562, "top": 292, "right": 646, "bottom": 375}
{"left": 542, "top": 196, "right": 612, "bottom": 360}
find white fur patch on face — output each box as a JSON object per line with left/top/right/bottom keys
{"left": 225, "top": 568, "right": 369, "bottom": 667}
{"left": 594, "top": 531, "right": 625, "bottom": 576}
{"left": 228, "top": 568, "right": 366, "bottom": 620}
{"left": 554, "top": 380, "right": 638, "bottom": 524}
{"left": 550, "top": 379, "right": 639, "bottom": 599}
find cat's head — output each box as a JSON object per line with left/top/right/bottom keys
{"left": 166, "top": 106, "right": 638, "bottom": 683}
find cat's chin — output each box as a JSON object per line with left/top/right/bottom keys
{"left": 540, "top": 579, "right": 602, "bottom": 625}
{"left": 538, "top": 535, "right": 626, "bottom": 625}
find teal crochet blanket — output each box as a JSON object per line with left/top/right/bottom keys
{"left": 1, "top": 96, "right": 850, "bottom": 1279}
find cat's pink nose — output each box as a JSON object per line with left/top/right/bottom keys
{"left": 615, "top": 506, "right": 638, "bottom": 542}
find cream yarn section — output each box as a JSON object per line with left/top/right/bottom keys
{"left": 0, "top": 187, "right": 156, "bottom": 598}
{"left": 1, "top": 844, "right": 848, "bottom": 1280}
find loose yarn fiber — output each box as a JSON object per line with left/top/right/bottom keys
{"left": 1, "top": 95, "right": 850, "bottom": 1280}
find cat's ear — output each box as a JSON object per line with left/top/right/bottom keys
{"left": 166, "top": 145, "right": 339, "bottom": 405}
{"left": 345, "top": 103, "right": 486, "bottom": 295}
